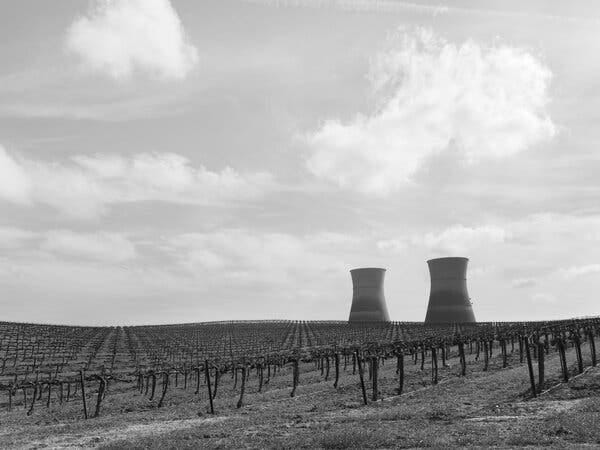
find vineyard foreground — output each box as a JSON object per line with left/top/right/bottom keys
{"left": 1, "top": 319, "right": 600, "bottom": 448}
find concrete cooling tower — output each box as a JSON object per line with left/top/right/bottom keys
{"left": 348, "top": 268, "right": 390, "bottom": 322}
{"left": 424, "top": 257, "right": 476, "bottom": 323}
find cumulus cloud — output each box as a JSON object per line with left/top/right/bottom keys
{"left": 41, "top": 230, "right": 137, "bottom": 263}
{"left": 164, "top": 230, "right": 358, "bottom": 286}
{"left": 0, "top": 227, "right": 38, "bottom": 249}
{"left": 0, "top": 226, "right": 136, "bottom": 264}
{"left": 305, "top": 28, "right": 555, "bottom": 194}
{"left": 511, "top": 277, "right": 537, "bottom": 288}
{"left": 506, "top": 213, "right": 600, "bottom": 247}
{"left": 376, "top": 238, "right": 407, "bottom": 254}
{"left": 377, "top": 213, "right": 600, "bottom": 264}
{"left": 419, "top": 225, "right": 507, "bottom": 253}
{"left": 377, "top": 224, "right": 507, "bottom": 255}
{"left": 0, "top": 145, "right": 32, "bottom": 204}
{"left": 558, "top": 264, "right": 600, "bottom": 280}
{"left": 0, "top": 148, "right": 274, "bottom": 219}
{"left": 65, "top": 0, "right": 198, "bottom": 80}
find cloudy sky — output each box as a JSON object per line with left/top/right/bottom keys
{"left": 1, "top": 0, "right": 600, "bottom": 325}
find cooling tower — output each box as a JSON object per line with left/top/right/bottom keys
{"left": 348, "top": 268, "right": 390, "bottom": 322}
{"left": 424, "top": 257, "right": 476, "bottom": 323}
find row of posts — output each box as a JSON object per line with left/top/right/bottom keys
{"left": 5, "top": 329, "right": 598, "bottom": 418}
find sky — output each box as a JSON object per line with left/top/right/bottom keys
{"left": 1, "top": 0, "right": 600, "bottom": 325}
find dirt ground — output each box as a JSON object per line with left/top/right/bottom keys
{"left": 1, "top": 344, "right": 599, "bottom": 449}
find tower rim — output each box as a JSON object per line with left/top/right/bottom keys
{"left": 427, "top": 257, "right": 469, "bottom": 264}
{"left": 350, "top": 267, "right": 386, "bottom": 273}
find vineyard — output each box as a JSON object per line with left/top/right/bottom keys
{"left": 1, "top": 317, "right": 599, "bottom": 425}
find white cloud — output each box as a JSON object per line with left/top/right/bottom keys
{"left": 417, "top": 224, "right": 507, "bottom": 254}
{"left": 241, "top": 0, "right": 600, "bottom": 25}
{"left": 507, "top": 213, "right": 600, "bottom": 246}
{"left": 41, "top": 230, "right": 137, "bottom": 263}
{"left": 242, "top": 0, "right": 450, "bottom": 15}
{"left": 0, "top": 149, "right": 274, "bottom": 219}
{"left": 164, "top": 230, "right": 358, "bottom": 285}
{"left": 511, "top": 277, "right": 537, "bottom": 288}
{"left": 0, "top": 145, "right": 32, "bottom": 204}
{"left": 377, "top": 224, "right": 507, "bottom": 255}
{"left": 65, "top": 0, "right": 198, "bottom": 81}
{"left": 305, "top": 28, "right": 555, "bottom": 194}
{"left": 376, "top": 238, "right": 407, "bottom": 254}
{"left": 0, "top": 227, "right": 38, "bottom": 249}
{"left": 469, "top": 266, "right": 491, "bottom": 278}
{"left": 0, "top": 225, "right": 135, "bottom": 263}
{"left": 558, "top": 264, "right": 600, "bottom": 280}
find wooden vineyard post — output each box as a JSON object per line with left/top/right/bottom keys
{"left": 258, "top": 365, "right": 264, "bottom": 393}
{"left": 212, "top": 368, "right": 220, "bottom": 399}
{"left": 431, "top": 347, "right": 438, "bottom": 385}
{"left": 79, "top": 370, "right": 88, "bottom": 419}
{"left": 519, "top": 336, "right": 524, "bottom": 363}
{"left": 22, "top": 387, "right": 28, "bottom": 410}
{"left": 458, "top": 342, "right": 466, "bottom": 376}
{"left": 420, "top": 348, "right": 425, "bottom": 371}
{"left": 588, "top": 329, "right": 597, "bottom": 366}
{"left": 355, "top": 350, "right": 367, "bottom": 405}
{"left": 574, "top": 334, "right": 584, "bottom": 374}
{"left": 149, "top": 372, "right": 157, "bottom": 400}
{"left": 290, "top": 359, "right": 299, "bottom": 398}
{"left": 333, "top": 353, "right": 340, "bottom": 389}
{"left": 371, "top": 357, "right": 379, "bottom": 401}
{"left": 537, "top": 342, "right": 545, "bottom": 394}
{"left": 8, "top": 386, "right": 12, "bottom": 411}
{"left": 397, "top": 353, "right": 404, "bottom": 395}
{"left": 524, "top": 338, "right": 537, "bottom": 398}
{"left": 93, "top": 376, "right": 107, "bottom": 417}
{"left": 27, "top": 383, "right": 38, "bottom": 416}
{"left": 501, "top": 339, "right": 508, "bottom": 368}
{"left": 195, "top": 367, "right": 201, "bottom": 395}
{"left": 204, "top": 361, "right": 214, "bottom": 414}
{"left": 236, "top": 366, "right": 246, "bottom": 408}
{"left": 557, "top": 339, "right": 569, "bottom": 382}
{"left": 158, "top": 372, "right": 169, "bottom": 408}
{"left": 483, "top": 340, "right": 489, "bottom": 371}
